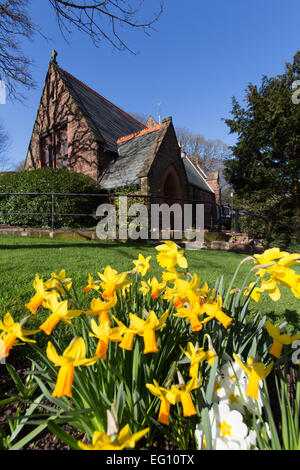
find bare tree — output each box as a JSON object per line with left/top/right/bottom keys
{"left": 176, "top": 127, "right": 231, "bottom": 174}
{"left": 176, "top": 126, "right": 233, "bottom": 202}
{"left": 49, "top": 0, "right": 163, "bottom": 53}
{"left": 0, "top": 0, "right": 37, "bottom": 101}
{"left": 0, "top": 0, "right": 163, "bottom": 101}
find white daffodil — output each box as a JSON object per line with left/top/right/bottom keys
{"left": 195, "top": 403, "right": 250, "bottom": 450}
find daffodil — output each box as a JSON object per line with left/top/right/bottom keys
{"left": 253, "top": 247, "right": 291, "bottom": 266}
{"left": 166, "top": 377, "right": 202, "bottom": 417}
{"left": 259, "top": 261, "right": 300, "bottom": 301}
{"left": 83, "top": 274, "right": 101, "bottom": 294}
{"left": 174, "top": 289, "right": 204, "bottom": 331}
{"left": 84, "top": 295, "right": 117, "bottom": 323}
{"left": 45, "top": 269, "right": 72, "bottom": 295}
{"left": 25, "top": 274, "right": 58, "bottom": 314}
{"left": 47, "top": 337, "right": 99, "bottom": 398}
{"left": 156, "top": 241, "right": 188, "bottom": 270}
{"left": 132, "top": 254, "right": 151, "bottom": 276}
{"left": 89, "top": 318, "right": 124, "bottom": 358}
{"left": 198, "top": 295, "right": 233, "bottom": 329}
{"left": 0, "top": 313, "right": 39, "bottom": 359}
{"left": 112, "top": 316, "right": 136, "bottom": 351}
{"left": 163, "top": 275, "right": 201, "bottom": 308}
{"left": 146, "top": 379, "right": 173, "bottom": 425}
{"left": 265, "top": 320, "right": 300, "bottom": 358}
{"left": 126, "top": 310, "right": 168, "bottom": 354}
{"left": 78, "top": 425, "right": 149, "bottom": 450}
{"left": 161, "top": 268, "right": 184, "bottom": 284}
{"left": 214, "top": 361, "right": 263, "bottom": 416}
{"left": 98, "top": 266, "right": 131, "bottom": 299}
{"left": 39, "top": 297, "right": 82, "bottom": 335}
{"left": 139, "top": 277, "right": 166, "bottom": 299}
{"left": 233, "top": 354, "right": 273, "bottom": 400}
{"left": 244, "top": 282, "right": 265, "bottom": 302}
{"left": 180, "top": 342, "right": 207, "bottom": 379}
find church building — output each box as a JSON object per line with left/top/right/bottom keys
{"left": 25, "top": 53, "right": 220, "bottom": 227}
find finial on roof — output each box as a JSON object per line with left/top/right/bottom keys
{"left": 51, "top": 50, "right": 58, "bottom": 63}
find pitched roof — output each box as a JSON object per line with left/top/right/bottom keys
{"left": 182, "top": 155, "right": 214, "bottom": 193}
{"left": 99, "top": 127, "right": 161, "bottom": 190}
{"left": 58, "top": 67, "right": 145, "bottom": 153}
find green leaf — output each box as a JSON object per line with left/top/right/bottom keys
{"left": 6, "top": 364, "right": 26, "bottom": 396}
{"left": 200, "top": 405, "right": 212, "bottom": 450}
{"left": 47, "top": 420, "right": 80, "bottom": 450}
{"left": 9, "top": 422, "right": 48, "bottom": 451}
{"left": 205, "top": 357, "right": 219, "bottom": 406}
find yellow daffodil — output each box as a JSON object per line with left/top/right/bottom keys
{"left": 146, "top": 379, "right": 173, "bottom": 425}
{"left": 83, "top": 274, "right": 101, "bottom": 294}
{"left": 265, "top": 320, "right": 300, "bottom": 358}
{"left": 84, "top": 295, "right": 117, "bottom": 323}
{"left": 78, "top": 425, "right": 149, "bottom": 450}
{"left": 120, "top": 310, "right": 168, "bottom": 354}
{"left": 166, "top": 378, "right": 202, "bottom": 417}
{"left": 253, "top": 247, "right": 290, "bottom": 266}
{"left": 139, "top": 277, "right": 166, "bottom": 299}
{"left": 198, "top": 295, "right": 233, "bottom": 329}
{"left": 244, "top": 282, "right": 265, "bottom": 302}
{"left": 163, "top": 275, "right": 201, "bottom": 308}
{"left": 0, "top": 313, "right": 39, "bottom": 359}
{"left": 112, "top": 316, "right": 136, "bottom": 351}
{"left": 47, "top": 337, "right": 100, "bottom": 398}
{"left": 174, "top": 290, "right": 204, "bottom": 332}
{"left": 180, "top": 342, "right": 209, "bottom": 378}
{"left": 132, "top": 254, "right": 151, "bottom": 276}
{"left": 204, "top": 334, "right": 218, "bottom": 366}
{"left": 260, "top": 262, "right": 300, "bottom": 301}
{"left": 132, "top": 310, "right": 168, "bottom": 354}
{"left": 233, "top": 354, "right": 273, "bottom": 400}
{"left": 25, "top": 274, "right": 58, "bottom": 314}
{"left": 39, "top": 297, "right": 82, "bottom": 335}
{"left": 89, "top": 318, "right": 124, "bottom": 358}
{"left": 161, "top": 267, "right": 185, "bottom": 285}
{"left": 98, "top": 266, "right": 131, "bottom": 299}
{"left": 45, "top": 269, "right": 72, "bottom": 295}
{"left": 156, "top": 241, "right": 188, "bottom": 270}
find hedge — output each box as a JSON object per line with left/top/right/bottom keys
{"left": 0, "top": 168, "right": 103, "bottom": 229}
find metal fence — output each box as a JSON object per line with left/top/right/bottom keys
{"left": 0, "top": 191, "right": 227, "bottom": 233}
{"left": 0, "top": 192, "right": 299, "bottom": 238}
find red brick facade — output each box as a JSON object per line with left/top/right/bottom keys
{"left": 25, "top": 61, "right": 99, "bottom": 180}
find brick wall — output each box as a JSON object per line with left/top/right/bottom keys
{"left": 25, "top": 61, "right": 99, "bottom": 181}
{"left": 145, "top": 120, "right": 190, "bottom": 199}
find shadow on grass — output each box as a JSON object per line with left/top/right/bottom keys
{"left": 267, "top": 309, "right": 299, "bottom": 326}
{"left": 0, "top": 240, "right": 153, "bottom": 251}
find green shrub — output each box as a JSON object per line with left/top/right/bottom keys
{"left": 0, "top": 169, "right": 103, "bottom": 229}
{"left": 235, "top": 192, "right": 300, "bottom": 250}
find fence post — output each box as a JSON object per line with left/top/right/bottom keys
{"left": 51, "top": 194, "right": 55, "bottom": 232}
{"left": 234, "top": 209, "right": 240, "bottom": 233}
{"left": 217, "top": 204, "right": 222, "bottom": 232}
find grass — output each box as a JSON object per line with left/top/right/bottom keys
{"left": 0, "top": 235, "right": 299, "bottom": 331}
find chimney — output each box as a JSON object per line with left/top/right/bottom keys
{"left": 207, "top": 171, "right": 221, "bottom": 203}
{"left": 145, "top": 115, "right": 158, "bottom": 128}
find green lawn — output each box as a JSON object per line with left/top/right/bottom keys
{"left": 0, "top": 235, "right": 299, "bottom": 330}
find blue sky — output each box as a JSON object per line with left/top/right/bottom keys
{"left": 1, "top": 0, "right": 300, "bottom": 169}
